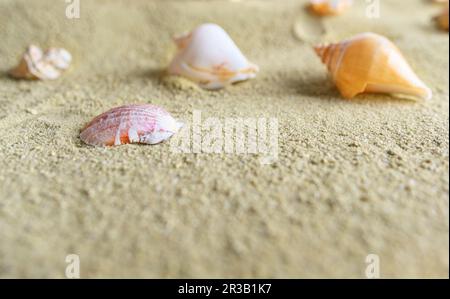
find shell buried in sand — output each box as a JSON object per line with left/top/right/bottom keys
{"left": 80, "top": 104, "right": 183, "bottom": 146}
{"left": 313, "top": 32, "right": 432, "bottom": 100}
{"left": 9, "top": 45, "right": 72, "bottom": 80}
{"left": 167, "top": 23, "right": 259, "bottom": 90}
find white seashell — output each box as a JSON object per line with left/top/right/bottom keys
{"left": 10, "top": 45, "right": 72, "bottom": 80}
{"left": 168, "top": 23, "right": 259, "bottom": 90}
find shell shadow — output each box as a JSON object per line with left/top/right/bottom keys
{"left": 280, "top": 73, "right": 420, "bottom": 105}
{"left": 126, "top": 67, "right": 166, "bottom": 82}
{"left": 349, "top": 94, "right": 422, "bottom": 106}
{"left": 0, "top": 70, "right": 12, "bottom": 80}
{"left": 281, "top": 74, "right": 340, "bottom": 99}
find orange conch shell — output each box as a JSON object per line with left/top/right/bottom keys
{"left": 314, "top": 32, "right": 432, "bottom": 100}
{"left": 309, "top": 0, "right": 352, "bottom": 16}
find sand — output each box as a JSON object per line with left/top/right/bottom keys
{"left": 0, "top": 0, "right": 448, "bottom": 278}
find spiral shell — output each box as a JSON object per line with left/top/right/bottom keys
{"left": 314, "top": 32, "right": 432, "bottom": 100}
{"left": 309, "top": 0, "right": 352, "bottom": 16}
{"left": 167, "top": 23, "right": 259, "bottom": 90}
{"left": 80, "top": 104, "right": 183, "bottom": 146}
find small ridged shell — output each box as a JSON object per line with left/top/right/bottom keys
{"left": 309, "top": 0, "right": 352, "bottom": 16}
{"left": 168, "top": 23, "right": 259, "bottom": 90}
{"left": 9, "top": 45, "right": 72, "bottom": 80}
{"left": 314, "top": 32, "right": 432, "bottom": 100}
{"left": 80, "top": 104, "right": 183, "bottom": 146}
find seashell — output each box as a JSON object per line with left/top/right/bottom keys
{"left": 44, "top": 48, "right": 72, "bottom": 71}
{"left": 80, "top": 104, "right": 183, "bottom": 146}
{"left": 309, "top": 0, "right": 352, "bottom": 16}
{"left": 434, "top": 4, "right": 449, "bottom": 31}
{"left": 9, "top": 45, "right": 72, "bottom": 80}
{"left": 167, "top": 23, "right": 259, "bottom": 90}
{"left": 314, "top": 32, "right": 432, "bottom": 100}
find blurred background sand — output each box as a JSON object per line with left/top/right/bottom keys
{"left": 0, "top": 0, "right": 448, "bottom": 278}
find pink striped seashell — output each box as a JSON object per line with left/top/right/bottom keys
{"left": 80, "top": 104, "right": 183, "bottom": 146}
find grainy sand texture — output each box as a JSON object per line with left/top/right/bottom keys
{"left": 0, "top": 0, "right": 448, "bottom": 278}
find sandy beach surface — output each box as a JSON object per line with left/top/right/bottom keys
{"left": 0, "top": 0, "right": 448, "bottom": 278}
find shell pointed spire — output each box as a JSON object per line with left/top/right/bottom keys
{"left": 167, "top": 23, "right": 259, "bottom": 90}
{"left": 313, "top": 32, "right": 432, "bottom": 100}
